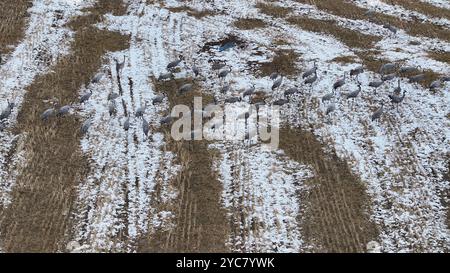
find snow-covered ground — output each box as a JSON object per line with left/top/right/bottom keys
{"left": 1, "top": 0, "right": 449, "bottom": 253}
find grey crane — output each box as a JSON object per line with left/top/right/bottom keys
{"left": 57, "top": 105, "right": 71, "bottom": 117}
{"left": 369, "top": 80, "right": 384, "bottom": 95}
{"left": 302, "top": 61, "right": 317, "bottom": 79}
{"left": 81, "top": 119, "right": 92, "bottom": 135}
{"left": 379, "top": 63, "right": 396, "bottom": 75}
{"left": 123, "top": 116, "right": 130, "bottom": 131}
{"left": 167, "top": 56, "right": 183, "bottom": 70}
{"left": 225, "top": 96, "right": 241, "bottom": 104}
{"left": 158, "top": 72, "right": 173, "bottom": 81}
{"left": 269, "top": 71, "right": 279, "bottom": 80}
{"left": 142, "top": 118, "right": 149, "bottom": 138}
{"left": 383, "top": 24, "right": 398, "bottom": 34}
{"left": 284, "top": 87, "right": 299, "bottom": 96}
{"left": 272, "top": 76, "right": 283, "bottom": 91}
{"left": 326, "top": 103, "right": 336, "bottom": 115}
{"left": 304, "top": 71, "right": 318, "bottom": 86}
{"left": 333, "top": 73, "right": 346, "bottom": 92}
{"left": 346, "top": 83, "right": 362, "bottom": 103}
{"left": 91, "top": 72, "right": 104, "bottom": 84}
{"left": 115, "top": 56, "right": 126, "bottom": 73}
{"left": 108, "top": 101, "right": 117, "bottom": 116}
{"left": 152, "top": 95, "right": 165, "bottom": 105}
{"left": 221, "top": 84, "right": 231, "bottom": 94}
{"left": 382, "top": 73, "right": 396, "bottom": 82}
{"left": 0, "top": 101, "right": 14, "bottom": 120}
{"left": 409, "top": 74, "right": 425, "bottom": 83}
{"left": 108, "top": 92, "right": 120, "bottom": 101}
{"left": 399, "top": 66, "right": 417, "bottom": 74}
{"left": 80, "top": 90, "right": 92, "bottom": 103}
{"left": 218, "top": 67, "right": 231, "bottom": 80}
{"left": 322, "top": 92, "right": 334, "bottom": 103}
{"left": 429, "top": 80, "right": 441, "bottom": 91}
{"left": 212, "top": 62, "right": 226, "bottom": 71}
{"left": 41, "top": 108, "right": 55, "bottom": 121}
{"left": 441, "top": 76, "right": 450, "bottom": 82}
{"left": 393, "top": 79, "right": 402, "bottom": 94}
{"left": 350, "top": 66, "right": 364, "bottom": 79}
{"left": 388, "top": 90, "right": 406, "bottom": 110}
{"left": 243, "top": 85, "right": 255, "bottom": 97}
{"left": 160, "top": 115, "right": 173, "bottom": 125}
{"left": 273, "top": 98, "right": 289, "bottom": 106}
{"left": 179, "top": 83, "right": 193, "bottom": 94}
{"left": 371, "top": 104, "right": 384, "bottom": 122}
{"left": 192, "top": 65, "right": 200, "bottom": 77}
{"left": 135, "top": 102, "right": 148, "bottom": 118}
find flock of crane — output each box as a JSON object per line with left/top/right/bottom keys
{"left": 1, "top": 50, "right": 449, "bottom": 139}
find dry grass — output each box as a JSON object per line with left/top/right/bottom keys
{"left": 382, "top": 0, "right": 450, "bottom": 20}
{"left": 332, "top": 55, "right": 358, "bottom": 64}
{"left": 234, "top": 18, "right": 267, "bottom": 30}
{"left": 138, "top": 78, "right": 229, "bottom": 253}
{"left": 428, "top": 50, "right": 450, "bottom": 64}
{"left": 0, "top": 0, "right": 129, "bottom": 252}
{"left": 249, "top": 49, "right": 302, "bottom": 77}
{"left": 0, "top": 0, "right": 32, "bottom": 56}
{"left": 256, "top": 2, "right": 292, "bottom": 18}
{"left": 280, "top": 127, "right": 378, "bottom": 252}
{"left": 295, "top": 0, "right": 450, "bottom": 42}
{"left": 287, "top": 16, "right": 382, "bottom": 49}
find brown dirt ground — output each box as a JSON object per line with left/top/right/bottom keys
{"left": 294, "top": 0, "right": 450, "bottom": 42}
{"left": 0, "top": 0, "right": 32, "bottom": 57}
{"left": 280, "top": 127, "right": 378, "bottom": 252}
{"left": 0, "top": 0, "right": 129, "bottom": 252}
{"left": 138, "top": 78, "right": 229, "bottom": 253}
{"left": 381, "top": 0, "right": 450, "bottom": 21}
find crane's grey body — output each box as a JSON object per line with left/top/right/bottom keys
{"left": 273, "top": 98, "right": 288, "bottom": 106}
{"left": 109, "top": 101, "right": 117, "bottom": 116}
{"left": 388, "top": 91, "right": 406, "bottom": 107}
{"left": 326, "top": 103, "right": 336, "bottom": 115}
{"left": 442, "top": 76, "right": 450, "bottom": 82}
{"left": 108, "top": 92, "right": 120, "bottom": 101}
{"left": 167, "top": 59, "right": 182, "bottom": 70}
{"left": 192, "top": 65, "right": 200, "bottom": 77}
{"left": 379, "top": 63, "right": 396, "bottom": 74}
{"left": 152, "top": 95, "right": 164, "bottom": 105}
{"left": 350, "top": 66, "right": 364, "bottom": 77}
{"left": 346, "top": 85, "right": 361, "bottom": 100}
{"left": 400, "top": 66, "right": 417, "bottom": 74}
{"left": 0, "top": 102, "right": 14, "bottom": 120}
{"left": 179, "top": 83, "right": 193, "bottom": 94}
{"left": 225, "top": 96, "right": 241, "bottom": 103}
{"left": 91, "top": 72, "right": 104, "bottom": 84}
{"left": 409, "top": 74, "right": 425, "bottom": 83}
{"left": 284, "top": 87, "right": 298, "bottom": 96}
{"left": 41, "top": 108, "right": 55, "bottom": 121}
{"left": 243, "top": 85, "right": 255, "bottom": 97}
{"left": 383, "top": 24, "right": 398, "bottom": 34}
{"left": 81, "top": 119, "right": 92, "bottom": 135}
{"left": 369, "top": 80, "right": 383, "bottom": 94}
{"left": 218, "top": 68, "right": 231, "bottom": 79}
{"left": 302, "top": 65, "right": 317, "bottom": 79}
{"left": 322, "top": 92, "right": 334, "bottom": 103}
{"left": 161, "top": 115, "right": 173, "bottom": 125}
{"left": 269, "top": 72, "right": 279, "bottom": 80}
{"left": 272, "top": 76, "right": 283, "bottom": 91}
{"left": 304, "top": 72, "right": 318, "bottom": 85}
{"left": 135, "top": 102, "right": 148, "bottom": 118}
{"left": 124, "top": 117, "right": 130, "bottom": 131}
{"left": 371, "top": 105, "right": 384, "bottom": 122}
{"left": 80, "top": 91, "right": 92, "bottom": 103}
{"left": 142, "top": 118, "right": 149, "bottom": 138}
{"left": 57, "top": 105, "right": 71, "bottom": 117}
{"left": 429, "top": 80, "right": 441, "bottom": 90}
{"left": 382, "top": 73, "right": 396, "bottom": 82}
{"left": 221, "top": 84, "right": 231, "bottom": 94}
{"left": 333, "top": 76, "right": 346, "bottom": 91}
{"left": 158, "top": 72, "right": 173, "bottom": 81}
